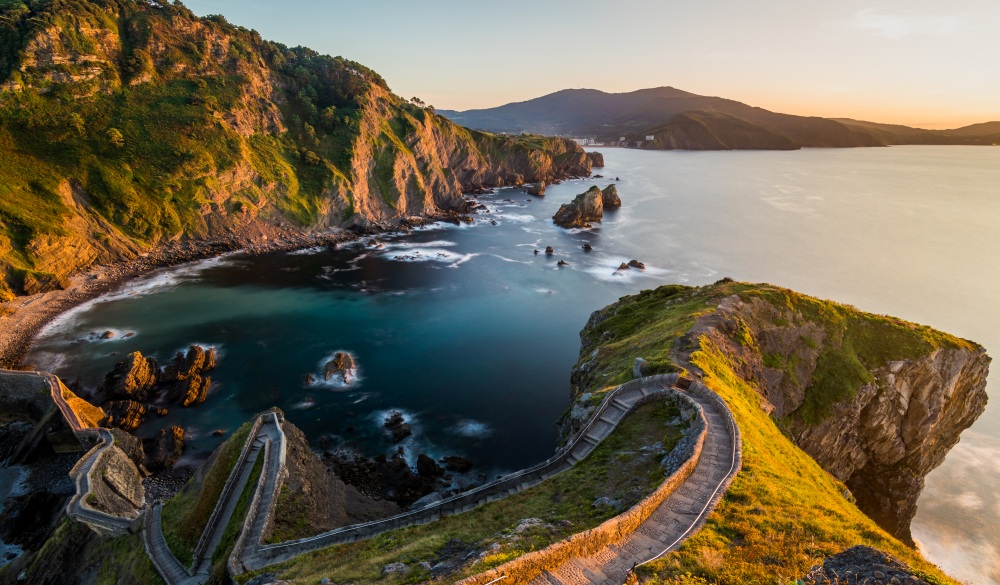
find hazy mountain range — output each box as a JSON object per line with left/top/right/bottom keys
{"left": 440, "top": 87, "right": 1000, "bottom": 150}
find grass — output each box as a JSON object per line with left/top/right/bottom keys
{"left": 161, "top": 419, "right": 253, "bottom": 567}
{"left": 236, "top": 400, "right": 686, "bottom": 584}
{"left": 1, "top": 518, "right": 164, "bottom": 585}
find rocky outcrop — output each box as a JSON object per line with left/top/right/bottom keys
{"left": 95, "top": 345, "right": 216, "bottom": 431}
{"left": 87, "top": 444, "right": 145, "bottom": 518}
{"left": 527, "top": 182, "right": 545, "bottom": 196}
{"left": 586, "top": 152, "right": 605, "bottom": 168}
{"left": 323, "top": 352, "right": 355, "bottom": 385}
{"left": 600, "top": 184, "right": 621, "bottom": 207}
{"left": 803, "top": 546, "right": 930, "bottom": 585}
{"left": 266, "top": 422, "right": 399, "bottom": 543}
{"left": 95, "top": 352, "right": 159, "bottom": 402}
{"left": 552, "top": 186, "right": 604, "bottom": 228}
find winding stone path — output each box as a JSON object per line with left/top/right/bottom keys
{"left": 520, "top": 380, "right": 741, "bottom": 585}
{"left": 143, "top": 412, "right": 285, "bottom": 585}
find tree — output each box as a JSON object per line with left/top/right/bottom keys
{"left": 107, "top": 128, "right": 125, "bottom": 148}
{"left": 410, "top": 96, "right": 425, "bottom": 107}
{"left": 68, "top": 113, "right": 85, "bottom": 136}
{"left": 320, "top": 106, "right": 338, "bottom": 129}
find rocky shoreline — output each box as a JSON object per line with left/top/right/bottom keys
{"left": 0, "top": 211, "right": 479, "bottom": 371}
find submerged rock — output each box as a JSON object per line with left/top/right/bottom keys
{"left": 553, "top": 186, "right": 603, "bottom": 228}
{"left": 545, "top": 246, "right": 554, "bottom": 255}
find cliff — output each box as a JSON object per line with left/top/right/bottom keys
{"left": 567, "top": 281, "right": 987, "bottom": 583}
{"left": 0, "top": 0, "right": 593, "bottom": 300}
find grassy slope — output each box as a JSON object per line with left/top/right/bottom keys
{"left": 238, "top": 401, "right": 685, "bottom": 584}
{"left": 160, "top": 419, "right": 252, "bottom": 567}
{"left": 574, "top": 281, "right": 966, "bottom": 584}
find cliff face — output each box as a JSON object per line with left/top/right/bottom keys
{"left": 569, "top": 282, "right": 990, "bottom": 545}
{"left": 0, "top": 0, "right": 593, "bottom": 300}
{"left": 682, "top": 292, "right": 990, "bottom": 545}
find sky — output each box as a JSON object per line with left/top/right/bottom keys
{"left": 181, "top": 0, "right": 1000, "bottom": 129}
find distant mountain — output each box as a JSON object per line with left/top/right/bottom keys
{"left": 441, "top": 87, "right": 1000, "bottom": 150}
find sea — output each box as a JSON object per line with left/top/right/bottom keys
{"left": 25, "top": 145, "right": 1000, "bottom": 583}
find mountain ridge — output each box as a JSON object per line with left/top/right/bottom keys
{"left": 440, "top": 86, "right": 1000, "bottom": 149}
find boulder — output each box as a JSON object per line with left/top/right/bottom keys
{"left": 557, "top": 260, "right": 569, "bottom": 267}
{"left": 586, "top": 152, "right": 605, "bottom": 168}
{"left": 97, "top": 352, "right": 160, "bottom": 402}
{"left": 143, "top": 426, "right": 185, "bottom": 472}
{"left": 324, "top": 352, "right": 356, "bottom": 384}
{"left": 601, "top": 184, "right": 621, "bottom": 207}
{"left": 545, "top": 246, "right": 554, "bottom": 255}
{"left": 582, "top": 243, "right": 593, "bottom": 252}
{"left": 552, "top": 186, "right": 603, "bottom": 228}
{"left": 617, "top": 262, "right": 630, "bottom": 270}
{"left": 628, "top": 259, "right": 646, "bottom": 270}
{"left": 526, "top": 182, "right": 545, "bottom": 196}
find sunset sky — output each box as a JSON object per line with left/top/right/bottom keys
{"left": 183, "top": 0, "right": 1000, "bottom": 129}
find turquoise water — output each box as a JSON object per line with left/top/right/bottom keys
{"left": 28, "top": 146, "right": 1000, "bottom": 582}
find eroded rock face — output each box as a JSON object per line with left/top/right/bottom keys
{"left": 553, "top": 186, "right": 604, "bottom": 228}
{"left": 600, "top": 184, "right": 621, "bottom": 207}
{"left": 587, "top": 152, "right": 605, "bottom": 168}
{"left": 792, "top": 347, "right": 989, "bottom": 542}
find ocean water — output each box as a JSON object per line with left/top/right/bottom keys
{"left": 27, "top": 146, "right": 1000, "bottom": 582}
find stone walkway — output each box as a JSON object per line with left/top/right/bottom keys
{"left": 143, "top": 412, "right": 286, "bottom": 585}
{"left": 232, "top": 375, "right": 691, "bottom": 574}
{"left": 521, "top": 381, "right": 741, "bottom": 585}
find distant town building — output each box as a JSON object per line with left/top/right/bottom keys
{"left": 645, "top": 135, "right": 655, "bottom": 141}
